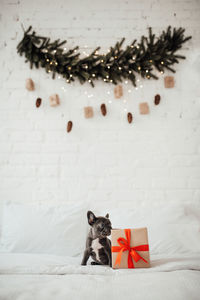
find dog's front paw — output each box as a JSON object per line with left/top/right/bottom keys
{"left": 91, "top": 261, "right": 100, "bottom": 265}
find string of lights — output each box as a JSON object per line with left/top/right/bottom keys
{"left": 17, "top": 26, "right": 191, "bottom": 87}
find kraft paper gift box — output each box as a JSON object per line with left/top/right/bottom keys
{"left": 111, "top": 228, "right": 150, "bottom": 269}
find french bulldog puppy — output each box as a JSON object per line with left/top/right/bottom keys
{"left": 81, "top": 211, "right": 112, "bottom": 266}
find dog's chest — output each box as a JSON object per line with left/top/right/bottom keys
{"left": 91, "top": 238, "right": 103, "bottom": 261}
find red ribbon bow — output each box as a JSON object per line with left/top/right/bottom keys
{"left": 111, "top": 229, "right": 149, "bottom": 268}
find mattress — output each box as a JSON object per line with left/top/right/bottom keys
{"left": 0, "top": 253, "right": 200, "bottom": 300}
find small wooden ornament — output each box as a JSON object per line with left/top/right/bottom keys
{"left": 154, "top": 94, "right": 161, "bottom": 105}
{"left": 164, "top": 76, "right": 175, "bottom": 88}
{"left": 26, "top": 78, "right": 35, "bottom": 91}
{"left": 67, "top": 121, "right": 73, "bottom": 133}
{"left": 127, "top": 112, "right": 133, "bottom": 123}
{"left": 49, "top": 94, "right": 60, "bottom": 107}
{"left": 114, "top": 85, "right": 123, "bottom": 99}
{"left": 139, "top": 102, "right": 150, "bottom": 114}
{"left": 36, "top": 97, "right": 42, "bottom": 108}
{"left": 100, "top": 103, "right": 107, "bottom": 116}
{"left": 84, "top": 106, "right": 94, "bottom": 118}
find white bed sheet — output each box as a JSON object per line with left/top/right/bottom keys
{"left": 0, "top": 253, "right": 200, "bottom": 300}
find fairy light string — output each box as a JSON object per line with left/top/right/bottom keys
{"left": 17, "top": 26, "right": 191, "bottom": 87}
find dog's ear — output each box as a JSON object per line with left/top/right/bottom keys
{"left": 87, "top": 211, "right": 96, "bottom": 226}
{"left": 105, "top": 213, "right": 109, "bottom": 219}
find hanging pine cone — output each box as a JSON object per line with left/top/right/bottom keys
{"left": 36, "top": 97, "right": 42, "bottom": 107}
{"left": 127, "top": 112, "right": 133, "bottom": 123}
{"left": 154, "top": 94, "right": 161, "bottom": 105}
{"left": 67, "top": 121, "right": 73, "bottom": 133}
{"left": 100, "top": 103, "right": 107, "bottom": 116}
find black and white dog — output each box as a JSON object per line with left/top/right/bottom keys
{"left": 81, "top": 211, "right": 112, "bottom": 266}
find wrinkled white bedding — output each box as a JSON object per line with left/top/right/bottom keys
{"left": 0, "top": 253, "right": 200, "bottom": 300}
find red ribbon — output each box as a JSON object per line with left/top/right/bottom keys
{"left": 111, "top": 229, "right": 149, "bottom": 268}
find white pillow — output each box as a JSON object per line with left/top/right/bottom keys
{"left": 0, "top": 202, "right": 88, "bottom": 256}
{"left": 96, "top": 202, "right": 200, "bottom": 256}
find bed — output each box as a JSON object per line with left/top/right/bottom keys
{"left": 0, "top": 201, "right": 200, "bottom": 300}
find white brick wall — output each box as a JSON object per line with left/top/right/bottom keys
{"left": 0, "top": 0, "right": 200, "bottom": 209}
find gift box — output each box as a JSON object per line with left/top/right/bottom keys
{"left": 111, "top": 228, "right": 150, "bottom": 269}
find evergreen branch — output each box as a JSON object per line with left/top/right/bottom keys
{"left": 16, "top": 26, "right": 192, "bottom": 87}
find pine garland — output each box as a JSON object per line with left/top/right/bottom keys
{"left": 17, "top": 26, "right": 191, "bottom": 87}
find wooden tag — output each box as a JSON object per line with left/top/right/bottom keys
{"left": 164, "top": 76, "right": 174, "bottom": 88}
{"left": 114, "top": 85, "right": 123, "bottom": 99}
{"left": 26, "top": 78, "right": 35, "bottom": 91}
{"left": 84, "top": 106, "right": 94, "bottom": 118}
{"left": 49, "top": 94, "right": 60, "bottom": 107}
{"left": 139, "top": 102, "right": 149, "bottom": 114}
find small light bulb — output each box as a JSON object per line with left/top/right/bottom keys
{"left": 88, "top": 79, "right": 91, "bottom": 83}
{"left": 107, "top": 66, "right": 110, "bottom": 69}
{"left": 106, "top": 75, "right": 109, "bottom": 78}
{"left": 92, "top": 73, "right": 95, "bottom": 77}
{"left": 118, "top": 67, "right": 122, "bottom": 70}
{"left": 129, "top": 70, "right": 132, "bottom": 74}
{"left": 68, "top": 66, "right": 71, "bottom": 70}
{"left": 146, "top": 70, "right": 149, "bottom": 73}
{"left": 138, "top": 66, "right": 141, "bottom": 71}
{"left": 114, "top": 56, "right": 118, "bottom": 59}
{"left": 101, "top": 59, "right": 104, "bottom": 63}
{"left": 161, "top": 61, "right": 164, "bottom": 65}
{"left": 110, "top": 79, "right": 113, "bottom": 83}
{"left": 70, "top": 74, "right": 73, "bottom": 78}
